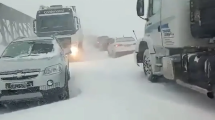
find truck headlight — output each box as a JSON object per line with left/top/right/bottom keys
{"left": 44, "top": 64, "right": 62, "bottom": 75}
{"left": 71, "top": 46, "right": 78, "bottom": 56}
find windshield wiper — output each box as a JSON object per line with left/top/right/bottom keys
{"left": 1, "top": 55, "right": 14, "bottom": 58}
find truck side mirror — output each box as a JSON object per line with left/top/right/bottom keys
{"left": 136, "top": 0, "right": 144, "bottom": 16}
{"left": 33, "top": 20, "right": 36, "bottom": 33}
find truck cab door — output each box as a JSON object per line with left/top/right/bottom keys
{"left": 145, "top": 0, "right": 162, "bottom": 48}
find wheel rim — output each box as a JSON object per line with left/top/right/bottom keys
{"left": 143, "top": 53, "right": 152, "bottom": 77}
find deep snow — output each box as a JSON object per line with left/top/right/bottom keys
{"left": 0, "top": 43, "right": 215, "bottom": 120}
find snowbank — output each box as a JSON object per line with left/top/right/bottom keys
{"left": 0, "top": 85, "right": 214, "bottom": 120}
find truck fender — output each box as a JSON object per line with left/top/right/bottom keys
{"left": 135, "top": 38, "right": 155, "bottom": 53}
{"left": 135, "top": 38, "right": 155, "bottom": 64}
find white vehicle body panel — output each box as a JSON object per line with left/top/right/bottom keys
{"left": 0, "top": 37, "right": 69, "bottom": 101}
{"left": 108, "top": 37, "right": 135, "bottom": 53}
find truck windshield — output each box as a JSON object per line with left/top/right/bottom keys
{"left": 38, "top": 14, "right": 74, "bottom": 32}
{"left": 1, "top": 41, "right": 54, "bottom": 58}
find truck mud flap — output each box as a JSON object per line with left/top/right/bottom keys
{"left": 136, "top": 52, "right": 143, "bottom": 63}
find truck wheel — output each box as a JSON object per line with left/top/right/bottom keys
{"left": 143, "top": 49, "right": 159, "bottom": 82}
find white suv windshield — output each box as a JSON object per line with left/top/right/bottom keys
{"left": 1, "top": 40, "right": 54, "bottom": 58}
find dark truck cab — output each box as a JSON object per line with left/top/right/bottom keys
{"left": 33, "top": 6, "right": 77, "bottom": 37}
{"left": 33, "top": 5, "right": 83, "bottom": 61}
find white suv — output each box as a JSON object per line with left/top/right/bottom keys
{"left": 0, "top": 36, "right": 71, "bottom": 107}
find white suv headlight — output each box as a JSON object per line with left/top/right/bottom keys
{"left": 44, "top": 64, "right": 62, "bottom": 75}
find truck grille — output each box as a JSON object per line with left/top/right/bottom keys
{"left": 0, "top": 69, "right": 40, "bottom": 75}
{"left": 0, "top": 69, "right": 40, "bottom": 80}
{"left": 1, "top": 75, "right": 38, "bottom": 80}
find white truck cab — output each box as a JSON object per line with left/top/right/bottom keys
{"left": 135, "top": 0, "right": 215, "bottom": 99}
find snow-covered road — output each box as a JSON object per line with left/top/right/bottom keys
{"left": 0, "top": 43, "right": 215, "bottom": 120}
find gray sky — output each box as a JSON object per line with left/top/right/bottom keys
{"left": 1, "top": 0, "right": 146, "bottom": 38}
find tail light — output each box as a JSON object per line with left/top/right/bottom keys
{"left": 115, "top": 44, "right": 122, "bottom": 47}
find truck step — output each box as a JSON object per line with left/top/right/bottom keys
{"left": 155, "top": 63, "right": 162, "bottom": 67}
{"left": 153, "top": 72, "right": 162, "bottom": 76}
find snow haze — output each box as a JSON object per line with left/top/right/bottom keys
{"left": 0, "top": 42, "right": 215, "bottom": 120}
{"left": 1, "top": 1, "right": 215, "bottom": 120}
{"left": 1, "top": 0, "right": 146, "bottom": 38}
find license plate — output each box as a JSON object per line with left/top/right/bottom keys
{"left": 6, "top": 81, "right": 33, "bottom": 90}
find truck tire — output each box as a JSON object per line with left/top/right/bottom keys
{"left": 143, "top": 49, "right": 159, "bottom": 82}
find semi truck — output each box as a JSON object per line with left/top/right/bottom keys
{"left": 33, "top": 5, "right": 84, "bottom": 61}
{"left": 135, "top": 0, "right": 215, "bottom": 99}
